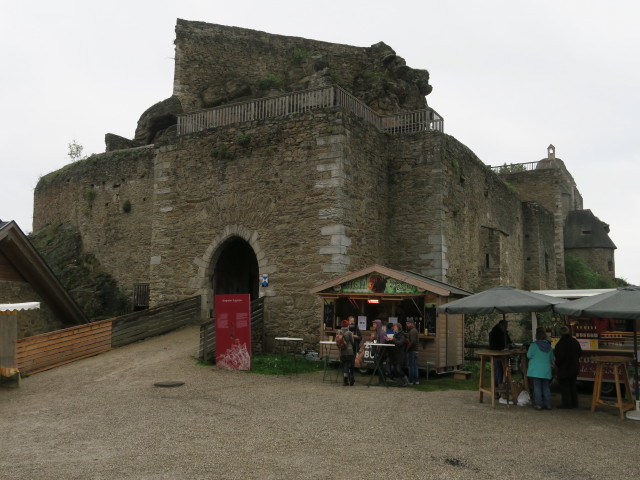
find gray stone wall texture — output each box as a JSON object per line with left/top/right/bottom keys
{"left": 172, "top": 20, "right": 432, "bottom": 115}
{"left": 498, "top": 159, "right": 585, "bottom": 289}
{"left": 34, "top": 147, "right": 155, "bottom": 300}
{"left": 30, "top": 20, "right": 610, "bottom": 344}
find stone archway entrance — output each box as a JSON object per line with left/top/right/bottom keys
{"left": 212, "top": 236, "right": 259, "bottom": 299}
{"left": 196, "top": 230, "right": 273, "bottom": 363}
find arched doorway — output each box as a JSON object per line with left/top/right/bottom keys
{"left": 213, "top": 237, "right": 259, "bottom": 299}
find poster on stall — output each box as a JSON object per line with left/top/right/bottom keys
{"left": 215, "top": 294, "right": 251, "bottom": 370}
{"left": 357, "top": 316, "right": 367, "bottom": 331}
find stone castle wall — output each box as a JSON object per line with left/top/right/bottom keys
{"left": 33, "top": 105, "right": 557, "bottom": 341}
{"left": 147, "top": 109, "right": 397, "bottom": 339}
{"left": 33, "top": 148, "right": 155, "bottom": 298}
{"left": 500, "top": 162, "right": 583, "bottom": 288}
{"left": 521, "top": 202, "right": 558, "bottom": 290}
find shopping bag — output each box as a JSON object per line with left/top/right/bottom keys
{"left": 517, "top": 389, "right": 531, "bottom": 406}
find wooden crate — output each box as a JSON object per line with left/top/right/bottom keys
{"left": 453, "top": 370, "right": 472, "bottom": 380}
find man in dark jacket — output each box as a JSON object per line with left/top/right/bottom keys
{"left": 390, "top": 323, "right": 409, "bottom": 386}
{"left": 488, "top": 320, "right": 512, "bottom": 395}
{"left": 406, "top": 319, "right": 420, "bottom": 385}
{"left": 554, "top": 325, "right": 582, "bottom": 408}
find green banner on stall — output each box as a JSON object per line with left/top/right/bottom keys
{"left": 335, "top": 274, "right": 422, "bottom": 294}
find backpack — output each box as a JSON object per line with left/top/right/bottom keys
{"left": 335, "top": 330, "right": 349, "bottom": 351}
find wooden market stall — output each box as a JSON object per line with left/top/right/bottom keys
{"left": 310, "top": 265, "right": 472, "bottom": 376}
{"left": 534, "top": 289, "right": 637, "bottom": 396}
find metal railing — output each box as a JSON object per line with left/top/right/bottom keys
{"left": 490, "top": 161, "right": 541, "bottom": 174}
{"left": 177, "top": 85, "right": 443, "bottom": 136}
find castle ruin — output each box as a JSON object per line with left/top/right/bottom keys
{"left": 32, "top": 20, "right": 616, "bottom": 345}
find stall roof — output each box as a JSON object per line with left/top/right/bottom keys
{"left": 309, "top": 264, "right": 472, "bottom": 298}
{"left": 0, "top": 302, "right": 41, "bottom": 314}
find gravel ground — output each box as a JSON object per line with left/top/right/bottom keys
{"left": 1, "top": 325, "right": 639, "bottom": 480}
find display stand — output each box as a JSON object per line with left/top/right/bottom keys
{"left": 320, "top": 341, "right": 338, "bottom": 383}
{"left": 476, "top": 349, "right": 528, "bottom": 407}
{"left": 365, "top": 343, "right": 394, "bottom": 387}
{"left": 591, "top": 355, "right": 635, "bottom": 419}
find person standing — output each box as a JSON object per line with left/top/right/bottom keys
{"left": 489, "top": 320, "right": 512, "bottom": 395}
{"left": 390, "top": 323, "right": 409, "bottom": 386}
{"left": 348, "top": 315, "right": 362, "bottom": 355}
{"left": 338, "top": 319, "right": 355, "bottom": 386}
{"left": 406, "top": 319, "right": 420, "bottom": 385}
{"left": 554, "top": 325, "right": 582, "bottom": 408}
{"left": 371, "top": 319, "right": 388, "bottom": 384}
{"left": 527, "top": 328, "right": 555, "bottom": 410}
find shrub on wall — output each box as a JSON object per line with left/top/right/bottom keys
{"left": 565, "top": 255, "right": 619, "bottom": 288}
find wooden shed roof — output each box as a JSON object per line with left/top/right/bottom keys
{"left": 310, "top": 264, "right": 472, "bottom": 298}
{"left": 0, "top": 220, "right": 88, "bottom": 325}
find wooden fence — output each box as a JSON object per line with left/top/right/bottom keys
{"left": 177, "top": 85, "right": 443, "bottom": 136}
{"left": 199, "top": 296, "right": 265, "bottom": 363}
{"left": 112, "top": 296, "right": 200, "bottom": 347}
{"left": 17, "top": 318, "right": 113, "bottom": 375}
{"left": 15, "top": 296, "right": 202, "bottom": 375}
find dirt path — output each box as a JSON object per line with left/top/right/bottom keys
{"left": 1, "top": 326, "right": 638, "bottom": 479}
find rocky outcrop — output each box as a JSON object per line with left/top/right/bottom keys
{"left": 29, "top": 222, "right": 130, "bottom": 320}
{"left": 134, "top": 96, "right": 183, "bottom": 145}
{"left": 173, "top": 20, "right": 433, "bottom": 114}
{"left": 105, "top": 133, "right": 142, "bottom": 152}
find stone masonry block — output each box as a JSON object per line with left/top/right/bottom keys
{"left": 321, "top": 224, "right": 346, "bottom": 236}
{"left": 319, "top": 245, "right": 347, "bottom": 255}
{"left": 323, "top": 264, "right": 348, "bottom": 273}
{"left": 315, "top": 135, "right": 346, "bottom": 146}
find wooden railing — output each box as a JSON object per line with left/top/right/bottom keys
{"left": 177, "top": 85, "right": 443, "bottom": 136}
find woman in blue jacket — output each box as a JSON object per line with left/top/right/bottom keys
{"left": 527, "top": 329, "right": 555, "bottom": 410}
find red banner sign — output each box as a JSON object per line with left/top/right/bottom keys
{"left": 215, "top": 294, "right": 252, "bottom": 370}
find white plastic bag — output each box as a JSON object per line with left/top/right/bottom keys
{"left": 517, "top": 390, "right": 531, "bottom": 406}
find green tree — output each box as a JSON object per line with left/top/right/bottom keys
{"left": 67, "top": 139, "right": 86, "bottom": 161}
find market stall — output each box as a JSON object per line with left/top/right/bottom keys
{"left": 310, "top": 265, "right": 472, "bottom": 376}
{"left": 550, "top": 286, "right": 640, "bottom": 419}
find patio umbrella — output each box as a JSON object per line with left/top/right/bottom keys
{"left": 554, "top": 286, "right": 640, "bottom": 407}
{"left": 437, "top": 285, "right": 566, "bottom": 315}
{"left": 437, "top": 285, "right": 567, "bottom": 346}
{"left": 437, "top": 286, "right": 565, "bottom": 404}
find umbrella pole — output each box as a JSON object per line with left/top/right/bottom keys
{"left": 502, "top": 313, "right": 507, "bottom": 348}
{"left": 627, "top": 320, "right": 640, "bottom": 420}
{"left": 635, "top": 320, "right": 639, "bottom": 403}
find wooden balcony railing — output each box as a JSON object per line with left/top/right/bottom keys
{"left": 177, "top": 85, "right": 443, "bottom": 136}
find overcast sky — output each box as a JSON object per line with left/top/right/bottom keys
{"left": 1, "top": 0, "right": 638, "bottom": 285}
